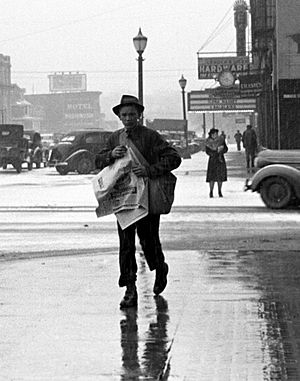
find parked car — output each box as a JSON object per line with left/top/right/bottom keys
{"left": 24, "top": 130, "right": 46, "bottom": 169}
{"left": 48, "top": 130, "right": 112, "bottom": 175}
{"left": 0, "top": 124, "right": 31, "bottom": 173}
{"left": 245, "top": 148, "right": 300, "bottom": 209}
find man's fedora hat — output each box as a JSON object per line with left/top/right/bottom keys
{"left": 112, "top": 94, "right": 144, "bottom": 115}
{"left": 208, "top": 128, "right": 219, "bottom": 136}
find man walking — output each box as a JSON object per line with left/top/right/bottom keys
{"left": 242, "top": 124, "right": 258, "bottom": 173}
{"left": 234, "top": 130, "right": 242, "bottom": 151}
{"left": 95, "top": 95, "right": 181, "bottom": 309}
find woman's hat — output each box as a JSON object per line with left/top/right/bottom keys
{"left": 112, "top": 94, "right": 144, "bottom": 115}
{"left": 208, "top": 128, "right": 219, "bottom": 136}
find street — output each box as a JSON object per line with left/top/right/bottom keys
{"left": 0, "top": 1, "right": 299, "bottom": 379}
{"left": 0, "top": 148, "right": 300, "bottom": 380}
{"left": 0, "top": 148, "right": 298, "bottom": 257}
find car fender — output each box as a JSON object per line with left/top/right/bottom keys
{"left": 249, "top": 164, "right": 300, "bottom": 197}
{"left": 64, "top": 149, "right": 94, "bottom": 168}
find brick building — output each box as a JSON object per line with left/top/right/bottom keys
{"left": 0, "top": 54, "right": 12, "bottom": 123}
{"left": 250, "top": 0, "right": 300, "bottom": 148}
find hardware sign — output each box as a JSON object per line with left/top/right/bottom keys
{"left": 198, "top": 56, "right": 250, "bottom": 79}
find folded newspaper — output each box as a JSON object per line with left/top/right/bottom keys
{"left": 92, "top": 148, "right": 148, "bottom": 229}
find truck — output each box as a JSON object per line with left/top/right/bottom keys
{"left": 0, "top": 124, "right": 31, "bottom": 173}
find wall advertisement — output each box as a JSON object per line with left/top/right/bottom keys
{"left": 25, "top": 91, "right": 101, "bottom": 133}
{"left": 198, "top": 56, "right": 250, "bottom": 79}
{"left": 239, "top": 74, "right": 262, "bottom": 97}
{"left": 188, "top": 90, "right": 256, "bottom": 112}
{"left": 48, "top": 73, "right": 87, "bottom": 92}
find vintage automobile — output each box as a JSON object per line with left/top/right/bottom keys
{"left": 245, "top": 148, "right": 300, "bottom": 209}
{"left": 41, "top": 133, "right": 63, "bottom": 162}
{"left": 0, "top": 124, "right": 31, "bottom": 173}
{"left": 48, "top": 129, "right": 112, "bottom": 175}
{"left": 24, "top": 130, "right": 46, "bottom": 169}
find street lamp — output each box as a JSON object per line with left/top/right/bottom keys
{"left": 178, "top": 74, "right": 190, "bottom": 158}
{"left": 133, "top": 28, "right": 147, "bottom": 124}
{"left": 0, "top": 108, "right": 6, "bottom": 124}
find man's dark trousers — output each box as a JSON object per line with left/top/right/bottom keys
{"left": 245, "top": 148, "right": 256, "bottom": 169}
{"left": 117, "top": 214, "right": 165, "bottom": 287}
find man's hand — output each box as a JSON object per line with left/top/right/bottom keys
{"left": 111, "top": 145, "right": 127, "bottom": 158}
{"left": 132, "top": 165, "right": 147, "bottom": 177}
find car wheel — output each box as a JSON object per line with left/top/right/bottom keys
{"left": 260, "top": 176, "right": 292, "bottom": 209}
{"left": 56, "top": 165, "right": 69, "bottom": 175}
{"left": 15, "top": 161, "right": 22, "bottom": 173}
{"left": 77, "top": 157, "right": 93, "bottom": 174}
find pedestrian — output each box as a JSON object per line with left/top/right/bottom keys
{"left": 220, "top": 130, "right": 226, "bottom": 143}
{"left": 95, "top": 95, "right": 182, "bottom": 309}
{"left": 205, "top": 128, "right": 228, "bottom": 198}
{"left": 242, "top": 124, "right": 258, "bottom": 173}
{"left": 234, "top": 130, "right": 242, "bottom": 151}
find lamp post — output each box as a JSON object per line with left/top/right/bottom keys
{"left": 0, "top": 108, "right": 6, "bottom": 124}
{"left": 133, "top": 28, "right": 147, "bottom": 124}
{"left": 178, "top": 74, "right": 190, "bottom": 158}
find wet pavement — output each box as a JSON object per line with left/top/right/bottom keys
{"left": 1, "top": 248, "right": 300, "bottom": 380}
{"left": 1, "top": 147, "right": 300, "bottom": 380}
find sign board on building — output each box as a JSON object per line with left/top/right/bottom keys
{"left": 146, "top": 119, "right": 186, "bottom": 132}
{"left": 48, "top": 73, "right": 87, "bottom": 92}
{"left": 239, "top": 74, "right": 262, "bottom": 97}
{"left": 188, "top": 90, "right": 257, "bottom": 112}
{"left": 198, "top": 56, "right": 250, "bottom": 79}
{"left": 25, "top": 91, "right": 102, "bottom": 133}
{"left": 206, "top": 87, "right": 241, "bottom": 97}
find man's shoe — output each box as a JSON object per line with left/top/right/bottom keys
{"left": 120, "top": 285, "right": 137, "bottom": 309}
{"left": 153, "top": 263, "right": 169, "bottom": 295}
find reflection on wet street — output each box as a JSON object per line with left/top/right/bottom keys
{"left": 120, "top": 296, "right": 169, "bottom": 380}
{"left": 1, "top": 249, "right": 300, "bottom": 380}
{"left": 119, "top": 250, "right": 300, "bottom": 380}
{"left": 120, "top": 256, "right": 170, "bottom": 380}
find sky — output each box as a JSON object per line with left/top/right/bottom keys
{"left": 0, "top": 0, "right": 246, "bottom": 119}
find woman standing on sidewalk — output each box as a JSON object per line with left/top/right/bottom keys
{"left": 205, "top": 128, "right": 228, "bottom": 198}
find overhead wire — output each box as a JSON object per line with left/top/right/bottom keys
{"left": 12, "top": 68, "right": 196, "bottom": 74}
{"left": 0, "top": 0, "right": 150, "bottom": 45}
{"left": 197, "top": 2, "right": 235, "bottom": 53}
{"left": 224, "top": 37, "right": 235, "bottom": 52}
{"left": 201, "top": 16, "right": 234, "bottom": 52}
{"left": 8, "top": 2, "right": 238, "bottom": 91}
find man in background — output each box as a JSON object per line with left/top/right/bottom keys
{"left": 242, "top": 124, "right": 258, "bottom": 173}
{"left": 234, "top": 130, "right": 242, "bottom": 151}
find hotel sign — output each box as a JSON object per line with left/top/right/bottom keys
{"left": 188, "top": 90, "right": 256, "bottom": 112}
{"left": 198, "top": 56, "right": 250, "bottom": 79}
